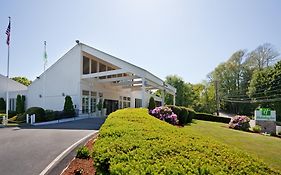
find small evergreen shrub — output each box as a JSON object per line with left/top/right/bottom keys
{"left": 26, "top": 107, "right": 46, "bottom": 122}
{"left": 0, "top": 98, "right": 6, "bottom": 112}
{"left": 21, "top": 95, "right": 26, "bottom": 113}
{"left": 229, "top": 115, "right": 250, "bottom": 131}
{"left": 149, "top": 106, "right": 178, "bottom": 125}
{"left": 148, "top": 97, "right": 156, "bottom": 110}
{"left": 252, "top": 125, "right": 262, "bottom": 133}
{"left": 16, "top": 95, "right": 22, "bottom": 114}
{"left": 63, "top": 96, "right": 75, "bottom": 116}
{"left": 76, "top": 146, "right": 90, "bottom": 159}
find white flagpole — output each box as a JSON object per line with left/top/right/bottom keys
{"left": 5, "top": 17, "right": 11, "bottom": 125}
{"left": 43, "top": 41, "right": 47, "bottom": 109}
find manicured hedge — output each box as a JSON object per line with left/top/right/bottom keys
{"left": 195, "top": 112, "right": 231, "bottom": 123}
{"left": 93, "top": 108, "right": 279, "bottom": 174}
{"left": 166, "top": 105, "right": 194, "bottom": 125}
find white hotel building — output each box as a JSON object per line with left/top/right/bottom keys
{"left": 2, "top": 42, "right": 176, "bottom": 115}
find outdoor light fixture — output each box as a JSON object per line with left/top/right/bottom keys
{"left": 62, "top": 93, "right": 65, "bottom": 96}
{"left": 39, "top": 94, "right": 42, "bottom": 98}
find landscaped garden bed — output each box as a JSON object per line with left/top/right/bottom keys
{"left": 92, "top": 108, "right": 280, "bottom": 174}
{"left": 62, "top": 135, "right": 98, "bottom": 175}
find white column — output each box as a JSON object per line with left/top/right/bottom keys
{"left": 141, "top": 77, "right": 146, "bottom": 107}
{"left": 161, "top": 90, "right": 165, "bottom": 106}
{"left": 173, "top": 93, "right": 176, "bottom": 106}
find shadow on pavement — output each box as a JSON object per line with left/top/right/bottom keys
{"left": 17, "top": 118, "right": 106, "bottom": 130}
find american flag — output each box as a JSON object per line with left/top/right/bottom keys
{"left": 6, "top": 19, "right": 11, "bottom": 45}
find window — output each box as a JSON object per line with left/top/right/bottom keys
{"left": 99, "top": 63, "right": 106, "bottom": 72}
{"left": 83, "top": 56, "right": 90, "bottom": 74}
{"left": 82, "top": 90, "right": 89, "bottom": 114}
{"left": 107, "top": 67, "right": 114, "bottom": 78}
{"left": 135, "top": 98, "right": 142, "bottom": 108}
{"left": 120, "top": 96, "right": 131, "bottom": 108}
{"left": 99, "top": 63, "right": 106, "bottom": 79}
{"left": 9, "top": 98, "right": 16, "bottom": 111}
{"left": 90, "top": 91, "right": 97, "bottom": 113}
{"left": 91, "top": 60, "right": 98, "bottom": 73}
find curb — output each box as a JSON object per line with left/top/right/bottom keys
{"left": 39, "top": 131, "right": 99, "bottom": 175}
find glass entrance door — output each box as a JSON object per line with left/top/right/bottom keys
{"left": 104, "top": 99, "right": 119, "bottom": 115}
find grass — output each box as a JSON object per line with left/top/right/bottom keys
{"left": 184, "top": 120, "right": 281, "bottom": 171}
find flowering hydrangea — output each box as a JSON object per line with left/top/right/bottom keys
{"left": 229, "top": 115, "right": 250, "bottom": 131}
{"left": 149, "top": 106, "right": 178, "bottom": 125}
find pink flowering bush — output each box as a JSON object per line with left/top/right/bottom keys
{"left": 149, "top": 106, "right": 178, "bottom": 125}
{"left": 229, "top": 115, "right": 250, "bottom": 131}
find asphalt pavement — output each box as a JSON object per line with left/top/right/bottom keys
{"left": 0, "top": 117, "right": 105, "bottom": 175}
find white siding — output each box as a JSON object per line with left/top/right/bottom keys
{"left": 27, "top": 45, "right": 81, "bottom": 111}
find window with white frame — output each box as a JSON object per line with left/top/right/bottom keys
{"left": 119, "top": 96, "right": 131, "bottom": 108}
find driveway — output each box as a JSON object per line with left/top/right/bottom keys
{"left": 0, "top": 118, "right": 105, "bottom": 175}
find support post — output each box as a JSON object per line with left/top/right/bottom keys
{"left": 141, "top": 78, "right": 146, "bottom": 107}
{"left": 173, "top": 93, "right": 176, "bottom": 106}
{"left": 161, "top": 90, "right": 165, "bottom": 106}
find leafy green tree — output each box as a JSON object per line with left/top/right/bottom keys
{"left": 164, "top": 75, "right": 195, "bottom": 107}
{"left": 12, "top": 77, "right": 32, "bottom": 86}
{"left": 63, "top": 96, "right": 75, "bottom": 116}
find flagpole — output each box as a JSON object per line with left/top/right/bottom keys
{"left": 43, "top": 41, "right": 47, "bottom": 109}
{"left": 5, "top": 17, "right": 11, "bottom": 125}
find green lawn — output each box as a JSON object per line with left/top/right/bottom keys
{"left": 184, "top": 120, "right": 281, "bottom": 171}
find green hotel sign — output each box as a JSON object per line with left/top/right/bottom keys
{"left": 261, "top": 108, "right": 271, "bottom": 116}
{"left": 255, "top": 108, "right": 276, "bottom": 121}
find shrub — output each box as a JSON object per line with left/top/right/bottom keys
{"left": 149, "top": 106, "right": 178, "bottom": 125}
{"left": 166, "top": 105, "right": 193, "bottom": 125}
{"left": 194, "top": 112, "right": 231, "bottom": 123}
{"left": 76, "top": 146, "right": 90, "bottom": 159}
{"left": 93, "top": 108, "right": 279, "bottom": 174}
{"left": 26, "top": 107, "right": 46, "bottom": 122}
{"left": 16, "top": 95, "right": 22, "bottom": 114}
{"left": 63, "top": 96, "right": 75, "bottom": 116}
{"left": 252, "top": 125, "right": 262, "bottom": 133}
{"left": 148, "top": 97, "right": 156, "bottom": 110}
{"left": 0, "top": 98, "right": 6, "bottom": 111}
{"left": 45, "top": 110, "right": 57, "bottom": 121}
{"left": 229, "top": 115, "right": 250, "bottom": 131}
{"left": 21, "top": 95, "right": 26, "bottom": 112}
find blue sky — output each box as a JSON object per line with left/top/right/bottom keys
{"left": 0, "top": 0, "right": 281, "bottom": 84}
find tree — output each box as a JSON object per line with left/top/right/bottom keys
{"left": 12, "top": 77, "right": 32, "bottom": 86}
{"left": 21, "top": 95, "right": 26, "bottom": 113}
{"left": 246, "top": 43, "right": 279, "bottom": 70}
{"left": 0, "top": 98, "right": 6, "bottom": 112}
{"left": 165, "top": 75, "right": 195, "bottom": 107}
{"left": 16, "top": 95, "right": 22, "bottom": 114}
{"left": 63, "top": 96, "right": 75, "bottom": 116}
{"left": 148, "top": 97, "right": 156, "bottom": 110}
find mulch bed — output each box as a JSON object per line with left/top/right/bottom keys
{"left": 61, "top": 134, "right": 98, "bottom": 175}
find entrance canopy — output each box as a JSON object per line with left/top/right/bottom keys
{"left": 80, "top": 43, "right": 176, "bottom": 105}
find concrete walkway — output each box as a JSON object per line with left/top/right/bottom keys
{"left": 0, "top": 118, "right": 105, "bottom": 175}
